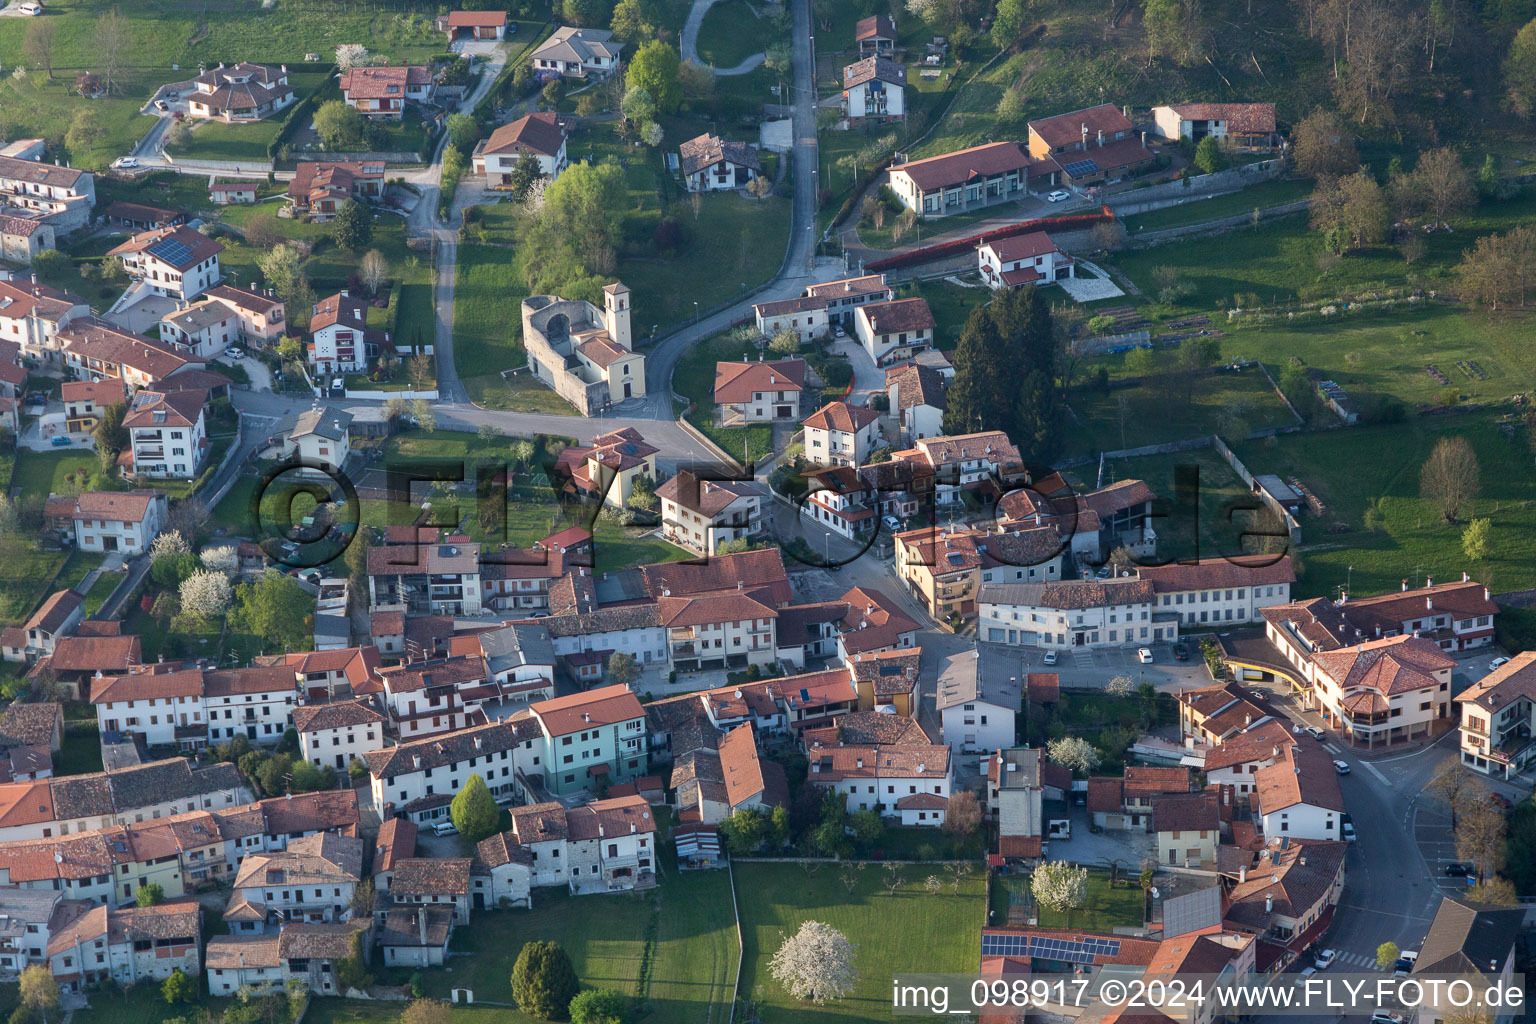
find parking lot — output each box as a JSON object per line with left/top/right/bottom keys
{"left": 984, "top": 641, "right": 1218, "bottom": 694}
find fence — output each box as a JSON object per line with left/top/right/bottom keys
{"left": 1070, "top": 329, "right": 1151, "bottom": 357}
{"left": 165, "top": 155, "right": 276, "bottom": 174}
{"left": 343, "top": 388, "right": 440, "bottom": 401}
{"left": 725, "top": 858, "right": 744, "bottom": 1024}
{"left": 1211, "top": 434, "right": 1303, "bottom": 546}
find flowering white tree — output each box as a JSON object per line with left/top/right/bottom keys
{"left": 525, "top": 176, "right": 549, "bottom": 212}
{"left": 768, "top": 921, "right": 856, "bottom": 1004}
{"left": 1046, "top": 736, "right": 1101, "bottom": 775}
{"left": 335, "top": 44, "right": 369, "bottom": 72}
{"left": 642, "top": 121, "right": 663, "bottom": 147}
{"left": 200, "top": 545, "right": 240, "bottom": 577}
{"left": 1105, "top": 675, "right": 1136, "bottom": 697}
{"left": 906, "top": 0, "right": 944, "bottom": 19}
{"left": 150, "top": 531, "right": 191, "bottom": 561}
{"left": 180, "top": 570, "right": 232, "bottom": 619}
{"left": 1031, "top": 861, "right": 1089, "bottom": 915}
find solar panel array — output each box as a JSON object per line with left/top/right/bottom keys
{"left": 1061, "top": 159, "right": 1099, "bottom": 176}
{"left": 148, "top": 237, "right": 193, "bottom": 266}
{"left": 980, "top": 933, "right": 1121, "bottom": 964}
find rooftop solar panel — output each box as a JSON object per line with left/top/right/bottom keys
{"left": 148, "top": 238, "right": 193, "bottom": 266}
{"left": 1062, "top": 159, "right": 1099, "bottom": 176}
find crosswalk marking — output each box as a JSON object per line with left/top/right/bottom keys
{"left": 1330, "top": 952, "right": 1385, "bottom": 970}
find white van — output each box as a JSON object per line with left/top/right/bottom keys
{"left": 1047, "top": 819, "right": 1071, "bottom": 840}
{"left": 18, "top": 3, "right": 43, "bottom": 15}
{"left": 432, "top": 821, "right": 458, "bottom": 837}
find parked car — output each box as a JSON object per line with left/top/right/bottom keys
{"left": 1136, "top": 648, "right": 1153, "bottom": 664}
{"left": 1444, "top": 862, "right": 1472, "bottom": 877}
{"left": 1489, "top": 792, "right": 1513, "bottom": 810}
{"left": 833, "top": 325, "right": 846, "bottom": 338}
{"left": 1295, "top": 967, "right": 1317, "bottom": 984}
{"left": 1371, "top": 1013, "right": 1405, "bottom": 1024}
{"left": 1045, "top": 189, "right": 1070, "bottom": 202}
{"left": 1047, "top": 819, "right": 1071, "bottom": 839}
{"left": 330, "top": 376, "right": 345, "bottom": 391}
{"left": 1313, "top": 949, "right": 1337, "bottom": 969}
{"left": 432, "top": 821, "right": 458, "bottom": 837}
{"left": 154, "top": 100, "right": 169, "bottom": 111}
{"left": 1332, "top": 759, "right": 1351, "bottom": 775}
{"left": 112, "top": 156, "right": 138, "bottom": 169}
{"left": 1306, "top": 726, "right": 1326, "bottom": 741}
{"left": 49, "top": 435, "right": 70, "bottom": 447}
{"left": 882, "top": 515, "right": 902, "bottom": 532}
{"left": 1171, "top": 642, "right": 1190, "bottom": 661}
{"left": 1342, "top": 822, "right": 1357, "bottom": 841}
{"left": 1042, "top": 651, "right": 1058, "bottom": 666}
{"left": 1393, "top": 951, "right": 1418, "bottom": 976}
{"left": 1489, "top": 656, "right": 1511, "bottom": 672}
{"left": 227, "top": 347, "right": 244, "bottom": 359}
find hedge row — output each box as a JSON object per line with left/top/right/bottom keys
{"left": 268, "top": 71, "right": 340, "bottom": 161}
{"left": 830, "top": 156, "right": 895, "bottom": 230}
{"left": 382, "top": 279, "right": 404, "bottom": 339}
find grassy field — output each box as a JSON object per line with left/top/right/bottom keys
{"left": 649, "top": 864, "right": 740, "bottom": 1024}
{"left": 696, "top": 0, "right": 763, "bottom": 68}
{"left": 56, "top": 719, "right": 104, "bottom": 775}
{"left": 54, "top": 548, "right": 104, "bottom": 593}
{"left": 72, "top": 985, "right": 231, "bottom": 1024}
{"left": 672, "top": 331, "right": 776, "bottom": 463}
{"left": 1120, "top": 177, "right": 1314, "bottom": 233}
{"left": 453, "top": 239, "right": 535, "bottom": 410}
{"left": 1229, "top": 411, "right": 1536, "bottom": 601}
{"left": 304, "top": 221, "right": 435, "bottom": 350}
{"left": 165, "top": 115, "right": 285, "bottom": 163}
{"left": 735, "top": 862, "right": 984, "bottom": 1024}
{"left": 0, "top": 0, "right": 444, "bottom": 170}
{"left": 1060, "top": 367, "right": 1298, "bottom": 458}
{"left": 13, "top": 448, "right": 97, "bottom": 497}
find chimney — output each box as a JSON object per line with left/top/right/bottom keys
{"left": 1239, "top": 864, "right": 1247, "bottom": 883}
{"left": 1427, "top": 575, "right": 1433, "bottom": 587}
{"left": 856, "top": 757, "right": 863, "bottom": 768}
{"left": 417, "top": 908, "right": 428, "bottom": 945}
{"left": 412, "top": 755, "right": 421, "bottom": 768}
{"left": 1485, "top": 587, "right": 1491, "bottom": 601}
{"left": 630, "top": 821, "right": 636, "bottom": 833}
{"left": 1265, "top": 894, "right": 1273, "bottom": 913}
{"left": 1081, "top": 123, "right": 1088, "bottom": 149}
{"left": 1141, "top": 130, "right": 1147, "bottom": 148}
{"left": 1463, "top": 571, "right": 1470, "bottom": 582}
{"left": 1097, "top": 129, "right": 1105, "bottom": 147}
{"left": 1427, "top": 597, "right": 1433, "bottom": 610}
{"left": 1402, "top": 579, "right": 1409, "bottom": 591}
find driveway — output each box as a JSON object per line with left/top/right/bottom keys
{"left": 106, "top": 291, "right": 179, "bottom": 334}
{"left": 981, "top": 641, "right": 1214, "bottom": 694}
{"left": 1044, "top": 806, "right": 1156, "bottom": 868}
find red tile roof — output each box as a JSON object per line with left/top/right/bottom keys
{"left": 890, "top": 142, "right": 1031, "bottom": 192}
{"left": 714, "top": 358, "right": 806, "bottom": 403}
{"left": 1028, "top": 103, "right": 1136, "bottom": 149}
{"left": 480, "top": 111, "right": 566, "bottom": 157}
{"left": 339, "top": 65, "right": 433, "bottom": 100}
{"left": 803, "top": 400, "right": 880, "bottom": 433}
{"left": 1163, "top": 102, "right": 1276, "bottom": 134}
{"left": 529, "top": 684, "right": 644, "bottom": 736}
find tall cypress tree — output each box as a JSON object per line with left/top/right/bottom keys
{"left": 942, "top": 305, "right": 993, "bottom": 435}
{"left": 1014, "top": 286, "right": 1060, "bottom": 456}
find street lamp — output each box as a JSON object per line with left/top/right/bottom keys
{"left": 693, "top": 300, "right": 699, "bottom": 324}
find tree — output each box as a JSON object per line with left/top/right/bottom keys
{"left": 152, "top": 547, "right": 199, "bottom": 590}
{"left": 335, "top": 44, "right": 370, "bottom": 72}
{"left": 924, "top": 874, "right": 944, "bottom": 895}
{"left": 181, "top": 570, "right": 233, "bottom": 619}
{"left": 93, "top": 400, "right": 128, "bottom": 457}
{"left": 769, "top": 921, "right": 857, "bottom": 1004}
{"left": 1313, "top": 171, "right": 1390, "bottom": 252}
{"left": 1420, "top": 436, "right": 1481, "bottom": 522}
{"left": 409, "top": 399, "right": 436, "bottom": 432}
{"left": 1457, "top": 224, "right": 1536, "bottom": 308}
{"left": 161, "top": 968, "right": 195, "bottom": 1005}
{"left": 620, "top": 86, "right": 655, "bottom": 127}
{"left": 767, "top": 804, "right": 790, "bottom": 848}
{"left": 512, "top": 941, "right": 579, "bottom": 1021}
{"left": 134, "top": 881, "right": 165, "bottom": 907}
{"left": 1291, "top": 109, "right": 1359, "bottom": 178}
{"left": 627, "top": 41, "right": 682, "bottom": 114}
{"left": 202, "top": 544, "right": 239, "bottom": 576}
{"left": 849, "top": 808, "right": 884, "bottom": 844}
{"left": 168, "top": 496, "right": 210, "bottom": 544}
{"left": 1031, "top": 861, "right": 1089, "bottom": 914}
{"left": 1193, "top": 136, "right": 1229, "bottom": 174}
{"left": 23, "top": 19, "right": 55, "bottom": 80}
{"left": 1510, "top": 19, "right": 1536, "bottom": 116}
{"left": 942, "top": 790, "right": 981, "bottom": 836}
{"left": 718, "top": 807, "right": 766, "bottom": 855}
{"left": 509, "top": 153, "right": 542, "bottom": 198}
{"left": 314, "top": 99, "right": 365, "bottom": 151}
{"left": 450, "top": 773, "right": 500, "bottom": 842}
{"left": 1466, "top": 876, "right": 1519, "bottom": 906}
{"left": 641, "top": 121, "right": 663, "bottom": 148}
{"left": 1105, "top": 675, "right": 1137, "bottom": 697}
{"left": 1427, "top": 761, "right": 1483, "bottom": 830}
{"left": 610, "top": 0, "right": 653, "bottom": 42}
{"left": 991, "top": 0, "right": 1027, "bottom": 48}
{"left": 335, "top": 929, "right": 373, "bottom": 993}
{"left": 1455, "top": 798, "right": 1508, "bottom": 882}
{"left": 446, "top": 113, "right": 479, "bottom": 152}
{"left": 883, "top": 861, "right": 903, "bottom": 895}
{"left": 1463, "top": 517, "right": 1491, "bottom": 562}
{"left": 569, "top": 989, "right": 630, "bottom": 1024}
{"left": 359, "top": 250, "right": 389, "bottom": 295}
{"left": 18, "top": 967, "right": 57, "bottom": 1017}
{"left": 230, "top": 570, "right": 312, "bottom": 653}
{"left": 95, "top": 7, "right": 127, "bottom": 94}
{"left": 383, "top": 397, "right": 407, "bottom": 423}
{"left": 605, "top": 652, "right": 640, "bottom": 690}
{"left": 1376, "top": 941, "right": 1400, "bottom": 971}
{"left": 331, "top": 199, "right": 372, "bottom": 251}
{"left": 1047, "top": 736, "right": 1101, "bottom": 775}
{"left": 407, "top": 354, "right": 435, "bottom": 390}
{"left": 350, "top": 878, "right": 377, "bottom": 918}
{"left": 1410, "top": 148, "right": 1475, "bottom": 225}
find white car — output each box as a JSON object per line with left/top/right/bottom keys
{"left": 1042, "top": 650, "right": 1058, "bottom": 666}
{"left": 1313, "top": 949, "right": 1337, "bottom": 969}
{"left": 431, "top": 821, "right": 458, "bottom": 837}
{"left": 1333, "top": 759, "right": 1351, "bottom": 775}
{"left": 227, "top": 347, "right": 244, "bottom": 359}
{"left": 1371, "top": 1014, "right": 1405, "bottom": 1024}
{"left": 1490, "top": 656, "right": 1511, "bottom": 672}
{"left": 1136, "top": 648, "right": 1153, "bottom": 664}
{"left": 330, "top": 377, "right": 345, "bottom": 391}
{"left": 1295, "top": 967, "right": 1317, "bottom": 984}
{"left": 882, "top": 515, "right": 902, "bottom": 532}
{"left": 112, "top": 156, "right": 138, "bottom": 169}
{"left": 1045, "top": 189, "right": 1071, "bottom": 202}
{"left": 1342, "top": 822, "right": 1357, "bottom": 842}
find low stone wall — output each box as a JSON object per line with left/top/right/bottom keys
{"left": 165, "top": 155, "right": 275, "bottom": 173}
{"left": 1103, "top": 160, "right": 1283, "bottom": 215}
{"left": 1127, "top": 200, "right": 1310, "bottom": 249}
{"left": 343, "top": 388, "right": 440, "bottom": 401}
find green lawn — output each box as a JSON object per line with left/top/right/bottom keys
{"left": 735, "top": 862, "right": 985, "bottom": 1024}
{"left": 1061, "top": 367, "right": 1298, "bottom": 459}
{"left": 72, "top": 984, "right": 231, "bottom": 1024}
{"left": 1229, "top": 411, "right": 1536, "bottom": 601}
{"left": 454, "top": 240, "right": 533, "bottom": 409}
{"left": 671, "top": 332, "right": 776, "bottom": 463}
{"left": 696, "top": 0, "right": 763, "bottom": 67}
{"left": 80, "top": 569, "right": 119, "bottom": 616}
{"left": 54, "top": 548, "right": 104, "bottom": 593}
{"left": 13, "top": 448, "right": 98, "bottom": 497}
{"left": 217, "top": 199, "right": 332, "bottom": 242}
{"left": 1120, "top": 176, "right": 1314, "bottom": 233}
{"left": 650, "top": 863, "right": 740, "bottom": 1024}
{"left": 894, "top": 279, "right": 992, "bottom": 351}
{"left": 56, "top": 719, "right": 104, "bottom": 775}
{"left": 165, "top": 117, "right": 284, "bottom": 163}
{"left": 988, "top": 869, "right": 1145, "bottom": 932}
